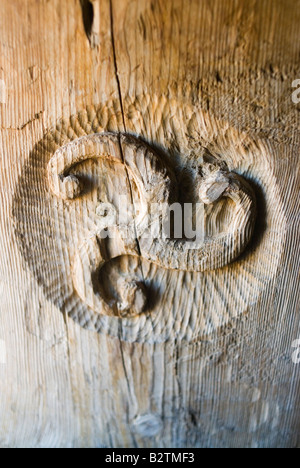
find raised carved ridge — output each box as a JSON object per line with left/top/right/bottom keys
{"left": 47, "top": 132, "right": 256, "bottom": 318}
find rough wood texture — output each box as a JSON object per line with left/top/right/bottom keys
{"left": 0, "top": 0, "right": 300, "bottom": 447}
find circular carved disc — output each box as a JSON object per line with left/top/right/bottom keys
{"left": 13, "top": 96, "right": 286, "bottom": 343}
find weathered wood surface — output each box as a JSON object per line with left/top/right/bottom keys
{"left": 0, "top": 0, "right": 299, "bottom": 447}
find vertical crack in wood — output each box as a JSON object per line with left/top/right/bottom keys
{"left": 109, "top": 0, "right": 147, "bottom": 307}
{"left": 109, "top": 0, "right": 126, "bottom": 132}
{"left": 118, "top": 334, "right": 139, "bottom": 446}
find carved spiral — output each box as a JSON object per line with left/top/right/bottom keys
{"left": 47, "top": 132, "right": 256, "bottom": 318}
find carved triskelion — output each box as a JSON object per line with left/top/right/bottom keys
{"left": 47, "top": 132, "right": 256, "bottom": 318}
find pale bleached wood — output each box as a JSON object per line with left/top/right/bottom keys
{"left": 0, "top": 0, "right": 299, "bottom": 448}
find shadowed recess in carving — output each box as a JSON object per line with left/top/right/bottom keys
{"left": 47, "top": 132, "right": 257, "bottom": 318}
{"left": 12, "top": 98, "right": 286, "bottom": 343}
{"left": 80, "top": 0, "right": 100, "bottom": 48}
{"left": 80, "top": 0, "right": 94, "bottom": 42}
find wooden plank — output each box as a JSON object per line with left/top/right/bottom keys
{"left": 0, "top": 0, "right": 299, "bottom": 447}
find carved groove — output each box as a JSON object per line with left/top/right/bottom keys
{"left": 47, "top": 132, "right": 256, "bottom": 318}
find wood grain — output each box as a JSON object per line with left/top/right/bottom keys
{"left": 0, "top": 0, "right": 299, "bottom": 448}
